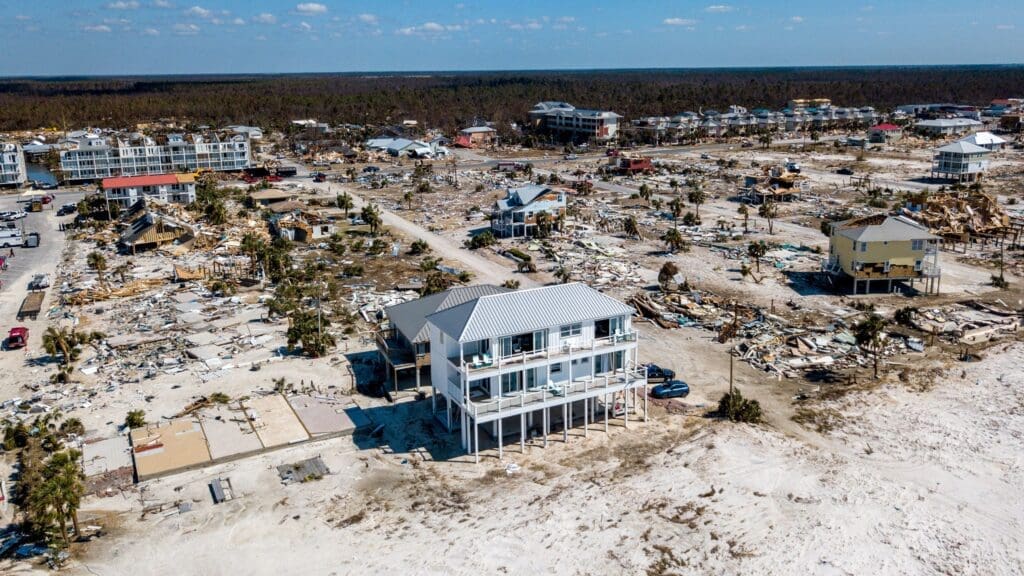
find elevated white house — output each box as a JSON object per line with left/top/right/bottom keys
{"left": 958, "top": 131, "right": 1007, "bottom": 151}
{"left": 427, "top": 283, "right": 646, "bottom": 462}
{"left": 931, "top": 141, "right": 991, "bottom": 182}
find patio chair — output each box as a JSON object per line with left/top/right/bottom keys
{"left": 471, "top": 354, "right": 481, "bottom": 367}
{"left": 481, "top": 353, "right": 492, "bottom": 366}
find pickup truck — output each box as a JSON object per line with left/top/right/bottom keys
{"left": 5, "top": 327, "right": 28, "bottom": 350}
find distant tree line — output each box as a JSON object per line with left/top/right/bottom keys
{"left": 1, "top": 66, "right": 1022, "bottom": 132}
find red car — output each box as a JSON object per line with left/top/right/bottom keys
{"left": 6, "top": 327, "right": 28, "bottom": 349}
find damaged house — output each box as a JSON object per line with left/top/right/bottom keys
{"left": 491, "top": 184, "right": 567, "bottom": 238}
{"left": 118, "top": 199, "right": 194, "bottom": 254}
{"left": 823, "top": 215, "right": 941, "bottom": 294}
{"left": 271, "top": 211, "right": 336, "bottom": 243}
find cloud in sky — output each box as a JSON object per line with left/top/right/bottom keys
{"left": 84, "top": 24, "right": 113, "bottom": 33}
{"left": 152, "top": 0, "right": 173, "bottom": 6}
{"left": 791, "top": 16, "right": 805, "bottom": 23}
{"left": 396, "top": 21, "right": 464, "bottom": 37}
{"left": 173, "top": 22, "right": 200, "bottom": 35}
{"left": 705, "top": 5, "right": 735, "bottom": 13}
{"left": 296, "top": 3, "right": 328, "bottom": 15}
{"left": 253, "top": 13, "right": 276, "bottom": 24}
{"left": 142, "top": 27, "right": 159, "bottom": 35}
{"left": 185, "top": 6, "right": 211, "bottom": 18}
{"left": 358, "top": 13, "right": 378, "bottom": 25}
{"left": 664, "top": 18, "right": 697, "bottom": 26}
{"left": 107, "top": 1, "right": 140, "bottom": 9}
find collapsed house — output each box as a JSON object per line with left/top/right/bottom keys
{"left": 272, "top": 211, "right": 336, "bottom": 243}
{"left": 902, "top": 192, "right": 1016, "bottom": 245}
{"left": 118, "top": 199, "right": 194, "bottom": 254}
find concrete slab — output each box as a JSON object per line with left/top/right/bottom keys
{"left": 199, "top": 403, "right": 263, "bottom": 461}
{"left": 244, "top": 394, "right": 309, "bottom": 448}
{"left": 175, "top": 301, "right": 204, "bottom": 313}
{"left": 171, "top": 291, "right": 201, "bottom": 303}
{"left": 82, "top": 435, "right": 133, "bottom": 477}
{"left": 287, "top": 395, "right": 372, "bottom": 437}
{"left": 187, "top": 344, "right": 227, "bottom": 361}
{"left": 129, "top": 419, "right": 212, "bottom": 481}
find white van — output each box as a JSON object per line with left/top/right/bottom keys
{"left": 0, "top": 228, "right": 23, "bottom": 248}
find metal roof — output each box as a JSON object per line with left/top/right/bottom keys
{"left": 385, "top": 284, "right": 509, "bottom": 344}
{"left": 959, "top": 131, "right": 1006, "bottom": 146}
{"left": 836, "top": 216, "right": 938, "bottom": 243}
{"left": 427, "top": 283, "right": 635, "bottom": 343}
{"left": 935, "top": 141, "right": 990, "bottom": 154}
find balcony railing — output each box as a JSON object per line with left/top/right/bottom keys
{"left": 466, "top": 366, "right": 647, "bottom": 421}
{"left": 448, "top": 331, "right": 638, "bottom": 374}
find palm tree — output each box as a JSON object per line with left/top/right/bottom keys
{"left": 758, "top": 200, "right": 777, "bottom": 234}
{"left": 687, "top": 186, "right": 706, "bottom": 223}
{"left": 336, "top": 192, "right": 354, "bottom": 218}
{"left": 747, "top": 241, "right": 768, "bottom": 273}
{"left": 662, "top": 227, "right": 685, "bottom": 253}
{"left": 240, "top": 232, "right": 265, "bottom": 273}
{"left": 403, "top": 190, "right": 415, "bottom": 209}
{"left": 205, "top": 199, "right": 228, "bottom": 225}
{"left": 622, "top": 216, "right": 641, "bottom": 240}
{"left": 668, "top": 197, "right": 684, "bottom": 227}
{"left": 737, "top": 203, "right": 750, "bottom": 233}
{"left": 854, "top": 313, "right": 888, "bottom": 379}
{"left": 112, "top": 263, "right": 131, "bottom": 284}
{"left": 28, "top": 449, "right": 85, "bottom": 546}
{"left": 87, "top": 251, "right": 107, "bottom": 286}
{"left": 638, "top": 184, "right": 652, "bottom": 202}
{"left": 361, "top": 204, "right": 383, "bottom": 236}
{"left": 758, "top": 132, "right": 773, "bottom": 149}
{"left": 42, "top": 327, "right": 74, "bottom": 366}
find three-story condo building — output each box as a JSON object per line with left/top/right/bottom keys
{"left": 60, "top": 131, "right": 251, "bottom": 182}
{"left": 427, "top": 283, "right": 646, "bottom": 462}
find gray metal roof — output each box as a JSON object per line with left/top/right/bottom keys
{"left": 935, "top": 141, "right": 990, "bottom": 154}
{"left": 836, "top": 216, "right": 938, "bottom": 243}
{"left": 427, "top": 283, "right": 635, "bottom": 343}
{"left": 385, "top": 284, "right": 509, "bottom": 344}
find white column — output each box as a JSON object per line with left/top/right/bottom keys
{"left": 474, "top": 420, "right": 479, "bottom": 464}
{"left": 543, "top": 407, "right": 548, "bottom": 448}
{"left": 584, "top": 397, "right": 589, "bottom": 437}
{"left": 563, "top": 403, "right": 568, "bottom": 443}
{"left": 520, "top": 413, "right": 526, "bottom": 453}
{"left": 497, "top": 417, "right": 503, "bottom": 460}
{"left": 604, "top": 393, "right": 609, "bottom": 433}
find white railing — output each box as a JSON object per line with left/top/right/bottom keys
{"left": 451, "top": 331, "right": 638, "bottom": 374}
{"left": 466, "top": 366, "right": 646, "bottom": 420}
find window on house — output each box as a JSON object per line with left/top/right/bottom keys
{"left": 550, "top": 363, "right": 562, "bottom": 374}
{"left": 859, "top": 242, "right": 867, "bottom": 252}
{"left": 912, "top": 239, "right": 924, "bottom": 250}
{"left": 559, "top": 323, "right": 582, "bottom": 338}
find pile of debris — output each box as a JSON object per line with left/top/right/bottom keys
{"left": 903, "top": 192, "right": 1010, "bottom": 240}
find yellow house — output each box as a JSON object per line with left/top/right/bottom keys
{"left": 824, "top": 215, "right": 940, "bottom": 294}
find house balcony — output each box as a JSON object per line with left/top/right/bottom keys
{"left": 464, "top": 366, "right": 647, "bottom": 424}
{"left": 447, "top": 331, "right": 639, "bottom": 376}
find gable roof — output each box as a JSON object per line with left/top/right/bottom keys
{"left": 959, "top": 131, "right": 1007, "bottom": 146}
{"left": 386, "top": 284, "right": 509, "bottom": 344}
{"left": 836, "top": 215, "right": 938, "bottom": 243}
{"left": 496, "top": 184, "right": 560, "bottom": 211}
{"left": 936, "top": 141, "right": 990, "bottom": 154}
{"left": 427, "top": 283, "right": 635, "bottom": 343}
{"left": 103, "top": 173, "right": 194, "bottom": 189}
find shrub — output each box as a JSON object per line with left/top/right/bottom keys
{"left": 716, "top": 389, "right": 762, "bottom": 423}
{"left": 466, "top": 230, "right": 496, "bottom": 249}
{"left": 125, "top": 410, "right": 146, "bottom": 429}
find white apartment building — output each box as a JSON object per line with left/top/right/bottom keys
{"left": 427, "top": 283, "right": 647, "bottom": 462}
{"left": 101, "top": 173, "right": 197, "bottom": 208}
{"left": 60, "top": 131, "right": 251, "bottom": 182}
{"left": 0, "top": 142, "right": 27, "bottom": 187}
{"left": 529, "top": 101, "right": 622, "bottom": 142}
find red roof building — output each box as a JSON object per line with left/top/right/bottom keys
{"left": 870, "top": 123, "right": 902, "bottom": 132}
{"left": 101, "top": 173, "right": 197, "bottom": 207}
{"left": 102, "top": 173, "right": 195, "bottom": 189}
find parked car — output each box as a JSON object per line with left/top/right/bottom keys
{"left": 836, "top": 167, "right": 854, "bottom": 175}
{"left": 5, "top": 327, "right": 28, "bottom": 350}
{"left": 362, "top": 165, "right": 380, "bottom": 173}
{"left": 650, "top": 380, "right": 690, "bottom": 399}
{"left": 700, "top": 153, "right": 711, "bottom": 160}
{"left": 564, "top": 153, "right": 578, "bottom": 160}
{"left": 23, "top": 232, "right": 39, "bottom": 248}
{"left": 57, "top": 203, "right": 78, "bottom": 216}
{"left": 28, "top": 273, "right": 50, "bottom": 291}
{"left": 645, "top": 364, "right": 676, "bottom": 383}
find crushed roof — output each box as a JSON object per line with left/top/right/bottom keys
{"left": 427, "top": 283, "right": 635, "bottom": 343}
{"left": 836, "top": 216, "right": 938, "bottom": 243}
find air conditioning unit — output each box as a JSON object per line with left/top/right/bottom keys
{"left": 883, "top": 261, "right": 891, "bottom": 273}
